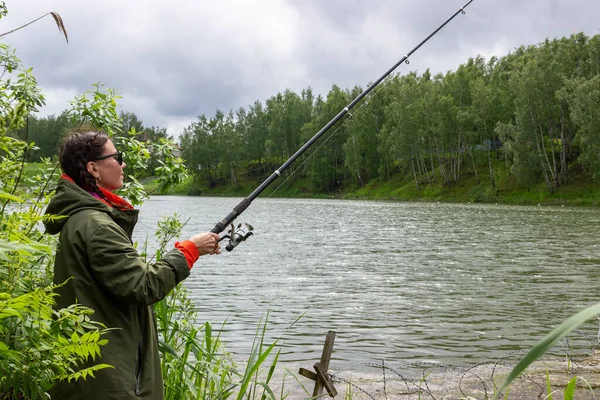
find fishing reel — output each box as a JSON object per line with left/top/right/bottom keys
{"left": 218, "top": 222, "right": 254, "bottom": 252}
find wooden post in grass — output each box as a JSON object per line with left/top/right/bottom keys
{"left": 298, "top": 331, "right": 337, "bottom": 398}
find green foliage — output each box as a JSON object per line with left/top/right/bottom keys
{"left": 155, "top": 282, "right": 237, "bottom": 400}
{"left": 344, "top": 82, "right": 389, "bottom": 186}
{"left": 563, "top": 377, "right": 576, "bottom": 400}
{"left": 176, "top": 33, "right": 600, "bottom": 200}
{"left": 301, "top": 85, "right": 351, "bottom": 192}
{"left": 11, "top": 112, "right": 73, "bottom": 162}
{"left": 67, "top": 86, "right": 188, "bottom": 206}
{"left": 148, "top": 214, "right": 234, "bottom": 399}
{"left": 559, "top": 75, "right": 600, "bottom": 181}
{"left": 10, "top": 32, "right": 600, "bottom": 198}
{"left": 166, "top": 296, "right": 241, "bottom": 398}
{"left": 68, "top": 83, "right": 121, "bottom": 135}
{"left": 180, "top": 114, "right": 221, "bottom": 187}
{"left": 0, "top": 48, "right": 45, "bottom": 116}
{"left": 496, "top": 302, "right": 600, "bottom": 399}
{"left": 244, "top": 101, "right": 269, "bottom": 165}
{"left": 0, "top": 40, "right": 112, "bottom": 399}
{"left": 468, "top": 184, "right": 497, "bottom": 203}
{"left": 118, "top": 111, "right": 144, "bottom": 137}
{"left": 0, "top": 7, "right": 190, "bottom": 396}
{"left": 0, "top": 289, "right": 112, "bottom": 398}
{"left": 147, "top": 214, "right": 293, "bottom": 400}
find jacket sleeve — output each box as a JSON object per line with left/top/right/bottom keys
{"left": 86, "top": 220, "right": 191, "bottom": 305}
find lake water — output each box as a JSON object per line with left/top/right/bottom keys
{"left": 135, "top": 196, "right": 600, "bottom": 371}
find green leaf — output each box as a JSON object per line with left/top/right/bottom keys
{"left": 0, "top": 191, "right": 24, "bottom": 203}
{"left": 546, "top": 368, "right": 553, "bottom": 400}
{"left": 563, "top": 377, "right": 576, "bottom": 400}
{"left": 498, "top": 303, "right": 600, "bottom": 397}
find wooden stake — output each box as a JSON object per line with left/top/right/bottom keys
{"left": 298, "top": 331, "right": 337, "bottom": 398}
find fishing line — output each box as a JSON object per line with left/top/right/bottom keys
{"left": 211, "top": 0, "right": 476, "bottom": 251}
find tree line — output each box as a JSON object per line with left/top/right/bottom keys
{"left": 180, "top": 32, "right": 600, "bottom": 194}
{"left": 19, "top": 33, "right": 600, "bottom": 195}
{"left": 11, "top": 110, "right": 171, "bottom": 178}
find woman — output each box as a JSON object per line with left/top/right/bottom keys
{"left": 44, "top": 130, "right": 220, "bottom": 399}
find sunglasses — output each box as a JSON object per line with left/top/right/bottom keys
{"left": 90, "top": 152, "right": 124, "bottom": 165}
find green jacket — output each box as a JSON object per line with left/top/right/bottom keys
{"left": 44, "top": 178, "right": 191, "bottom": 400}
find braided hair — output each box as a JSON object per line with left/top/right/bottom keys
{"left": 59, "top": 130, "right": 110, "bottom": 200}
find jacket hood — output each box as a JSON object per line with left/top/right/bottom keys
{"left": 44, "top": 176, "right": 135, "bottom": 235}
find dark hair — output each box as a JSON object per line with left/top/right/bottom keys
{"left": 59, "top": 130, "right": 109, "bottom": 197}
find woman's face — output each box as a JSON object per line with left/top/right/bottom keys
{"left": 87, "top": 139, "right": 126, "bottom": 192}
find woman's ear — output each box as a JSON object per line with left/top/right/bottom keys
{"left": 86, "top": 161, "right": 100, "bottom": 180}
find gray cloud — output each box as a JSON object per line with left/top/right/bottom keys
{"left": 2, "top": 0, "right": 599, "bottom": 137}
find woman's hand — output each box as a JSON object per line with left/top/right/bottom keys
{"left": 189, "top": 232, "right": 221, "bottom": 255}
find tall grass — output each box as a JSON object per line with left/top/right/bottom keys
{"left": 155, "top": 285, "right": 237, "bottom": 399}
{"left": 147, "top": 214, "right": 301, "bottom": 399}
{"left": 155, "top": 288, "right": 302, "bottom": 400}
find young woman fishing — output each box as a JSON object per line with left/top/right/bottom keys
{"left": 44, "top": 129, "right": 220, "bottom": 399}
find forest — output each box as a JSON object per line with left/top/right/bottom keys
{"left": 13, "top": 33, "right": 600, "bottom": 202}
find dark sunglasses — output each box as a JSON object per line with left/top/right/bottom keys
{"left": 90, "top": 152, "right": 123, "bottom": 165}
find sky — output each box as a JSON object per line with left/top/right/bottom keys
{"left": 1, "top": 0, "right": 599, "bottom": 138}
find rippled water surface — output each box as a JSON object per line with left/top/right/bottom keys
{"left": 135, "top": 197, "right": 600, "bottom": 369}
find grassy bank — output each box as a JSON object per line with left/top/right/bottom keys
{"left": 146, "top": 155, "right": 600, "bottom": 207}
{"left": 20, "top": 158, "right": 600, "bottom": 206}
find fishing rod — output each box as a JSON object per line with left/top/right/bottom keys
{"left": 214, "top": 0, "right": 475, "bottom": 251}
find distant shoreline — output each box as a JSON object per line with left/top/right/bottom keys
{"left": 143, "top": 161, "right": 600, "bottom": 208}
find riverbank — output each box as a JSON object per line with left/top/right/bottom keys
{"left": 331, "top": 358, "right": 600, "bottom": 399}
{"left": 268, "top": 353, "right": 600, "bottom": 399}
{"left": 145, "top": 159, "right": 600, "bottom": 207}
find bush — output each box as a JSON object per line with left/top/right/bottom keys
{"left": 0, "top": 43, "right": 111, "bottom": 396}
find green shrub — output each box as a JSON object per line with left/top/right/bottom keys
{"left": 0, "top": 41, "right": 112, "bottom": 397}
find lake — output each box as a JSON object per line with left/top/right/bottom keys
{"left": 135, "top": 196, "right": 600, "bottom": 371}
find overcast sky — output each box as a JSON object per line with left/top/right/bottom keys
{"left": 2, "top": 0, "right": 599, "bottom": 138}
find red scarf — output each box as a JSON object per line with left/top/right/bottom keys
{"left": 61, "top": 174, "right": 133, "bottom": 210}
